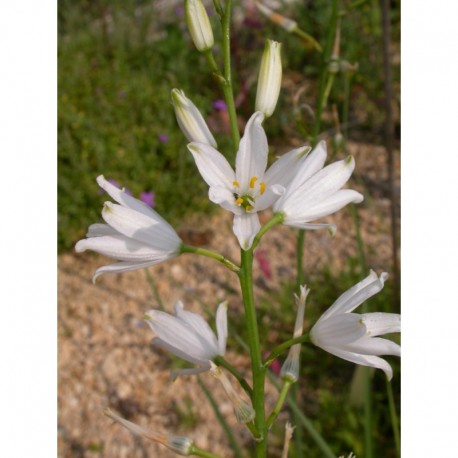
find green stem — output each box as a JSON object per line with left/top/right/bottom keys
{"left": 180, "top": 244, "right": 239, "bottom": 272}
{"left": 189, "top": 445, "right": 224, "bottom": 458}
{"left": 214, "top": 355, "right": 253, "bottom": 397}
{"left": 386, "top": 378, "right": 401, "bottom": 457}
{"left": 252, "top": 213, "right": 284, "bottom": 249}
{"left": 264, "top": 334, "right": 310, "bottom": 368}
{"left": 197, "top": 376, "right": 244, "bottom": 458}
{"left": 221, "top": 0, "right": 240, "bottom": 154}
{"left": 364, "top": 367, "right": 373, "bottom": 458}
{"left": 266, "top": 380, "right": 292, "bottom": 428}
{"left": 313, "top": 0, "right": 339, "bottom": 141}
{"left": 238, "top": 249, "right": 267, "bottom": 456}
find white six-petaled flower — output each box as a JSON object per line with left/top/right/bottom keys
{"left": 273, "top": 141, "right": 364, "bottom": 234}
{"left": 310, "top": 271, "right": 401, "bottom": 380}
{"left": 75, "top": 175, "right": 182, "bottom": 281}
{"left": 144, "top": 300, "right": 228, "bottom": 377}
{"left": 188, "top": 111, "right": 312, "bottom": 249}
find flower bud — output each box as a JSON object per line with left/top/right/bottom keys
{"left": 185, "top": 0, "right": 214, "bottom": 52}
{"left": 255, "top": 39, "right": 282, "bottom": 118}
{"left": 104, "top": 408, "right": 193, "bottom": 455}
{"left": 171, "top": 89, "right": 217, "bottom": 147}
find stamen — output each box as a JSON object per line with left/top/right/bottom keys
{"left": 233, "top": 180, "right": 240, "bottom": 187}
{"left": 249, "top": 176, "right": 258, "bottom": 188}
{"left": 245, "top": 205, "right": 254, "bottom": 211}
{"left": 235, "top": 197, "right": 244, "bottom": 206}
{"left": 260, "top": 182, "right": 266, "bottom": 195}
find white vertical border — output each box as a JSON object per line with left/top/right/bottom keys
{"left": 402, "top": 0, "right": 458, "bottom": 455}
{"left": 0, "top": 1, "right": 57, "bottom": 456}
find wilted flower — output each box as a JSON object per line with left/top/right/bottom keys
{"left": 310, "top": 271, "right": 401, "bottom": 380}
{"left": 273, "top": 141, "right": 364, "bottom": 234}
{"left": 280, "top": 285, "right": 309, "bottom": 382}
{"left": 104, "top": 408, "right": 193, "bottom": 456}
{"left": 255, "top": 2, "right": 298, "bottom": 32}
{"left": 171, "top": 89, "right": 217, "bottom": 147}
{"left": 75, "top": 175, "right": 182, "bottom": 281}
{"left": 144, "top": 301, "right": 228, "bottom": 377}
{"left": 255, "top": 39, "right": 282, "bottom": 117}
{"left": 210, "top": 362, "right": 256, "bottom": 424}
{"left": 188, "top": 111, "right": 312, "bottom": 249}
{"left": 184, "top": 0, "right": 214, "bottom": 52}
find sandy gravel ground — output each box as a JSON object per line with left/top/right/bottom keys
{"left": 58, "top": 141, "right": 399, "bottom": 457}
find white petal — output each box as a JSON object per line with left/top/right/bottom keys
{"left": 361, "top": 312, "right": 401, "bottom": 336}
{"left": 152, "top": 337, "right": 205, "bottom": 365}
{"left": 188, "top": 142, "right": 235, "bottom": 190}
{"left": 102, "top": 202, "right": 181, "bottom": 250}
{"left": 145, "top": 310, "right": 215, "bottom": 361}
{"left": 321, "top": 271, "right": 387, "bottom": 320}
{"left": 86, "top": 223, "right": 118, "bottom": 237}
{"left": 311, "top": 313, "right": 366, "bottom": 348}
{"left": 216, "top": 301, "right": 228, "bottom": 355}
{"left": 92, "top": 260, "right": 167, "bottom": 281}
{"left": 75, "top": 234, "right": 171, "bottom": 262}
{"left": 235, "top": 112, "right": 267, "bottom": 190}
{"left": 342, "top": 336, "right": 401, "bottom": 357}
{"left": 97, "top": 175, "right": 156, "bottom": 218}
{"left": 281, "top": 220, "right": 336, "bottom": 235}
{"left": 274, "top": 141, "right": 327, "bottom": 210}
{"left": 255, "top": 184, "right": 285, "bottom": 211}
{"left": 263, "top": 145, "right": 311, "bottom": 188}
{"left": 174, "top": 301, "right": 219, "bottom": 352}
{"left": 298, "top": 189, "right": 364, "bottom": 221}
{"left": 321, "top": 346, "right": 394, "bottom": 380}
{"left": 276, "top": 156, "right": 355, "bottom": 215}
{"left": 233, "top": 213, "right": 261, "bottom": 250}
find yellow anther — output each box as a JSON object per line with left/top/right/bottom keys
{"left": 249, "top": 176, "right": 258, "bottom": 188}
{"left": 235, "top": 197, "right": 244, "bottom": 206}
{"left": 260, "top": 182, "right": 266, "bottom": 195}
{"left": 245, "top": 205, "right": 254, "bottom": 211}
{"left": 233, "top": 180, "right": 240, "bottom": 187}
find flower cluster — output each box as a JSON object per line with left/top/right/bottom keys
{"left": 74, "top": 4, "right": 401, "bottom": 455}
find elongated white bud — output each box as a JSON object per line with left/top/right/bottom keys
{"left": 171, "top": 89, "right": 217, "bottom": 147}
{"left": 280, "top": 285, "right": 309, "bottom": 382}
{"left": 185, "top": 0, "right": 214, "bottom": 52}
{"left": 104, "top": 408, "right": 192, "bottom": 455}
{"left": 210, "top": 362, "right": 255, "bottom": 424}
{"left": 255, "top": 39, "right": 282, "bottom": 118}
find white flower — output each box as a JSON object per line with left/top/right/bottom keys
{"left": 171, "top": 88, "right": 217, "bottom": 147}
{"left": 273, "top": 140, "right": 364, "bottom": 233}
{"left": 310, "top": 271, "right": 401, "bottom": 380}
{"left": 144, "top": 301, "right": 228, "bottom": 376}
{"left": 75, "top": 175, "right": 182, "bottom": 281}
{"left": 184, "top": 0, "right": 214, "bottom": 52}
{"left": 255, "top": 39, "right": 282, "bottom": 117}
{"left": 188, "top": 111, "right": 312, "bottom": 249}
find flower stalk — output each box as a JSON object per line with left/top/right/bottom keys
{"left": 238, "top": 248, "right": 267, "bottom": 455}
